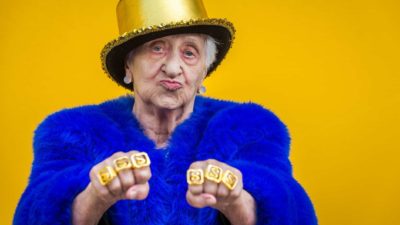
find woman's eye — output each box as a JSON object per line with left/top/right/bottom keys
{"left": 152, "top": 45, "right": 163, "bottom": 52}
{"left": 183, "top": 50, "right": 195, "bottom": 57}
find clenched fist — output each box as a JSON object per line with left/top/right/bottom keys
{"left": 73, "top": 150, "right": 152, "bottom": 225}
{"left": 186, "top": 159, "right": 256, "bottom": 225}
{"left": 89, "top": 150, "right": 152, "bottom": 204}
{"left": 186, "top": 159, "right": 243, "bottom": 210}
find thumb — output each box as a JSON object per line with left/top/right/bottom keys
{"left": 201, "top": 193, "right": 217, "bottom": 205}
{"left": 186, "top": 191, "right": 217, "bottom": 208}
{"left": 125, "top": 183, "right": 149, "bottom": 200}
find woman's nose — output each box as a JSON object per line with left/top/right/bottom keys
{"left": 162, "top": 51, "right": 183, "bottom": 77}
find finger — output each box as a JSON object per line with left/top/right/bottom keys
{"left": 96, "top": 158, "right": 121, "bottom": 197}
{"left": 132, "top": 166, "right": 152, "bottom": 184}
{"left": 188, "top": 183, "right": 203, "bottom": 195}
{"left": 130, "top": 151, "right": 151, "bottom": 169}
{"left": 224, "top": 175, "right": 243, "bottom": 204}
{"left": 125, "top": 182, "right": 150, "bottom": 200}
{"left": 112, "top": 154, "right": 136, "bottom": 191}
{"left": 89, "top": 175, "right": 112, "bottom": 203}
{"left": 186, "top": 191, "right": 217, "bottom": 208}
{"left": 107, "top": 172, "right": 123, "bottom": 197}
{"left": 225, "top": 187, "right": 243, "bottom": 205}
{"left": 117, "top": 169, "right": 135, "bottom": 192}
{"left": 216, "top": 183, "right": 230, "bottom": 201}
{"left": 203, "top": 179, "right": 218, "bottom": 197}
{"left": 203, "top": 161, "right": 222, "bottom": 197}
{"left": 187, "top": 162, "right": 205, "bottom": 194}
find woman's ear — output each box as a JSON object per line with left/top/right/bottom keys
{"left": 197, "top": 85, "right": 206, "bottom": 94}
{"left": 124, "top": 66, "right": 133, "bottom": 84}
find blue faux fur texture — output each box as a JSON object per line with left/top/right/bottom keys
{"left": 14, "top": 95, "right": 317, "bottom": 225}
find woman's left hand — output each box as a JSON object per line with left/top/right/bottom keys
{"left": 186, "top": 159, "right": 256, "bottom": 225}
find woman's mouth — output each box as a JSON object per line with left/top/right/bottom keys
{"left": 160, "top": 80, "right": 182, "bottom": 91}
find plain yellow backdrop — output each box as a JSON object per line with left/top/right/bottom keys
{"left": 1, "top": 0, "right": 399, "bottom": 224}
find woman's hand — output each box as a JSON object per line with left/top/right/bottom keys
{"left": 186, "top": 159, "right": 256, "bottom": 225}
{"left": 72, "top": 151, "right": 152, "bottom": 225}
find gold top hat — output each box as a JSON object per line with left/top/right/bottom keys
{"left": 101, "top": 0, "right": 235, "bottom": 90}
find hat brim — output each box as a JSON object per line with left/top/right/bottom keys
{"left": 101, "top": 18, "right": 235, "bottom": 90}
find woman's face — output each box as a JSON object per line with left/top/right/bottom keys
{"left": 125, "top": 34, "right": 207, "bottom": 110}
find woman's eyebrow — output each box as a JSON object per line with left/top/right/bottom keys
{"left": 148, "top": 39, "right": 165, "bottom": 46}
{"left": 182, "top": 38, "right": 203, "bottom": 48}
{"left": 183, "top": 36, "right": 202, "bottom": 43}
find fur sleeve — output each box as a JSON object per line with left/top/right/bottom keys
{"left": 197, "top": 103, "right": 318, "bottom": 225}
{"left": 13, "top": 106, "right": 125, "bottom": 225}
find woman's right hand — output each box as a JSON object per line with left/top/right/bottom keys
{"left": 89, "top": 150, "right": 152, "bottom": 204}
{"left": 72, "top": 150, "right": 152, "bottom": 225}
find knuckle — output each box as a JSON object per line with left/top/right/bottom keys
{"left": 129, "top": 150, "right": 139, "bottom": 154}
{"left": 206, "top": 159, "right": 217, "bottom": 164}
{"left": 112, "top": 151, "right": 124, "bottom": 157}
{"left": 103, "top": 158, "right": 112, "bottom": 165}
{"left": 231, "top": 168, "right": 242, "bottom": 177}
{"left": 190, "top": 161, "right": 203, "bottom": 168}
{"left": 230, "top": 190, "right": 241, "bottom": 199}
{"left": 91, "top": 164, "right": 101, "bottom": 173}
{"left": 90, "top": 166, "right": 101, "bottom": 179}
{"left": 89, "top": 167, "right": 96, "bottom": 177}
{"left": 219, "top": 161, "right": 228, "bottom": 168}
{"left": 231, "top": 166, "right": 239, "bottom": 173}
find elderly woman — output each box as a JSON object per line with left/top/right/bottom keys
{"left": 14, "top": 0, "right": 317, "bottom": 225}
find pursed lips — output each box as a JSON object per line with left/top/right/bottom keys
{"left": 159, "top": 79, "right": 183, "bottom": 91}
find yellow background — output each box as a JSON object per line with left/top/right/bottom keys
{"left": 1, "top": 0, "right": 399, "bottom": 224}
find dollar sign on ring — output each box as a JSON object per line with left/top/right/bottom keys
{"left": 222, "top": 170, "right": 238, "bottom": 190}
{"left": 205, "top": 165, "right": 223, "bottom": 183}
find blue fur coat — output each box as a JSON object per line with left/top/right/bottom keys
{"left": 14, "top": 95, "right": 317, "bottom": 225}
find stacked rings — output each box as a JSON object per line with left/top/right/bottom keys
{"left": 97, "top": 152, "right": 151, "bottom": 186}
{"left": 186, "top": 164, "right": 239, "bottom": 190}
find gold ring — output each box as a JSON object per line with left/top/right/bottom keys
{"left": 187, "top": 169, "right": 204, "bottom": 185}
{"left": 130, "top": 152, "right": 151, "bottom": 168}
{"left": 97, "top": 166, "right": 117, "bottom": 186}
{"left": 113, "top": 156, "right": 132, "bottom": 172}
{"left": 204, "top": 164, "right": 223, "bottom": 183}
{"left": 222, "top": 170, "right": 238, "bottom": 190}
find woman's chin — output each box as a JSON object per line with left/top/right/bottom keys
{"left": 153, "top": 97, "right": 183, "bottom": 110}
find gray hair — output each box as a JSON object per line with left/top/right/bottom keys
{"left": 204, "top": 35, "right": 218, "bottom": 72}
{"left": 125, "top": 34, "right": 218, "bottom": 72}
